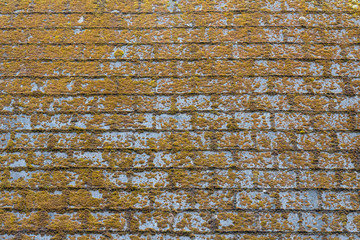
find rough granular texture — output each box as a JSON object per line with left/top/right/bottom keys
{"left": 0, "top": 0, "right": 359, "bottom": 239}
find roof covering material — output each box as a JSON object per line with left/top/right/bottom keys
{"left": 0, "top": 0, "right": 359, "bottom": 239}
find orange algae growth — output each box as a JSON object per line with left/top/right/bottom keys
{"left": 0, "top": 0, "right": 359, "bottom": 239}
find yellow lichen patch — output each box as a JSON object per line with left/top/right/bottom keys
{"left": 114, "top": 49, "right": 125, "bottom": 58}
{"left": 348, "top": 0, "right": 360, "bottom": 13}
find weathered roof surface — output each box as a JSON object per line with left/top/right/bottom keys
{"left": 0, "top": 0, "right": 360, "bottom": 239}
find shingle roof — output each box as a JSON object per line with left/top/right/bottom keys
{"left": 0, "top": 0, "right": 359, "bottom": 239}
